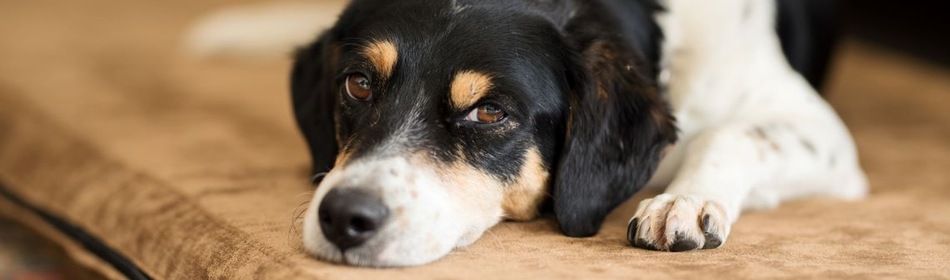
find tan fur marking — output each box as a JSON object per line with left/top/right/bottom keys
{"left": 450, "top": 71, "right": 493, "bottom": 109}
{"left": 362, "top": 40, "right": 398, "bottom": 79}
{"left": 417, "top": 152, "right": 504, "bottom": 236}
{"left": 502, "top": 148, "right": 550, "bottom": 221}
{"left": 660, "top": 144, "right": 676, "bottom": 159}
{"left": 651, "top": 107, "right": 669, "bottom": 128}
{"left": 409, "top": 147, "right": 548, "bottom": 226}
{"left": 334, "top": 151, "right": 351, "bottom": 168}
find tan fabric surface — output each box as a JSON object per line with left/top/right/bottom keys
{"left": 0, "top": 196, "right": 126, "bottom": 280}
{"left": 1, "top": 0, "right": 949, "bottom": 278}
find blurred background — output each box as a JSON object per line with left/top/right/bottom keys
{"left": 842, "top": 0, "right": 950, "bottom": 66}
{"left": 1, "top": 0, "right": 947, "bottom": 279}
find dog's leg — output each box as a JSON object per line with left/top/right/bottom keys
{"left": 632, "top": 0, "right": 868, "bottom": 252}
{"left": 627, "top": 113, "right": 867, "bottom": 251}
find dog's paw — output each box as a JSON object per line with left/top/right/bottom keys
{"left": 627, "top": 194, "right": 730, "bottom": 252}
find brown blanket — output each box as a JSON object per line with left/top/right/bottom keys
{"left": 1, "top": 0, "right": 949, "bottom": 278}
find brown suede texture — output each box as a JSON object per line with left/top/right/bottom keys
{"left": 1, "top": 0, "right": 949, "bottom": 278}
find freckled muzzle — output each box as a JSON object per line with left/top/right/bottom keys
{"left": 303, "top": 156, "right": 492, "bottom": 267}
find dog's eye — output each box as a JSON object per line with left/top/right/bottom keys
{"left": 464, "top": 103, "right": 507, "bottom": 124}
{"left": 345, "top": 73, "right": 372, "bottom": 101}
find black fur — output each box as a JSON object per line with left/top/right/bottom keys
{"left": 552, "top": 0, "right": 676, "bottom": 237}
{"left": 292, "top": 32, "right": 339, "bottom": 180}
{"left": 293, "top": 0, "right": 575, "bottom": 186}
{"left": 291, "top": 0, "right": 835, "bottom": 237}
{"left": 776, "top": 0, "right": 840, "bottom": 91}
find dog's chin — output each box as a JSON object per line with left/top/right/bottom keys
{"left": 302, "top": 209, "right": 488, "bottom": 267}
{"left": 303, "top": 237, "right": 453, "bottom": 267}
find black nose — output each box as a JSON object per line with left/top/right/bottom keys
{"left": 318, "top": 188, "right": 390, "bottom": 251}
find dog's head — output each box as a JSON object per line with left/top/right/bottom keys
{"left": 294, "top": 0, "right": 675, "bottom": 267}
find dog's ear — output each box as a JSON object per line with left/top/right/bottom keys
{"left": 553, "top": 16, "right": 678, "bottom": 237}
{"left": 291, "top": 32, "right": 340, "bottom": 182}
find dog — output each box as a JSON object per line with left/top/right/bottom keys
{"left": 227, "top": 0, "right": 875, "bottom": 267}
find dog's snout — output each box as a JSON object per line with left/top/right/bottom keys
{"left": 318, "top": 188, "right": 390, "bottom": 251}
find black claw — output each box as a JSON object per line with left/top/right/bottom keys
{"left": 670, "top": 232, "right": 700, "bottom": 252}
{"left": 703, "top": 232, "right": 723, "bottom": 249}
{"left": 700, "top": 214, "right": 723, "bottom": 249}
{"left": 627, "top": 219, "right": 639, "bottom": 245}
{"left": 634, "top": 238, "right": 660, "bottom": 251}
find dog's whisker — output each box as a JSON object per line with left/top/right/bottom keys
{"left": 287, "top": 199, "right": 313, "bottom": 249}
{"left": 293, "top": 191, "right": 315, "bottom": 200}
{"left": 310, "top": 172, "right": 329, "bottom": 185}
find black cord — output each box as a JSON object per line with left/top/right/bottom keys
{"left": 0, "top": 183, "right": 151, "bottom": 280}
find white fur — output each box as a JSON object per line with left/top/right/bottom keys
{"left": 182, "top": 2, "right": 345, "bottom": 59}
{"left": 632, "top": 0, "right": 868, "bottom": 250}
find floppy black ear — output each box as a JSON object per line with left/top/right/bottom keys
{"left": 291, "top": 33, "right": 340, "bottom": 182}
{"left": 553, "top": 10, "right": 678, "bottom": 237}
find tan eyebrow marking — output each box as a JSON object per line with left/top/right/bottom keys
{"left": 361, "top": 40, "right": 398, "bottom": 79}
{"left": 450, "top": 71, "right": 494, "bottom": 109}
